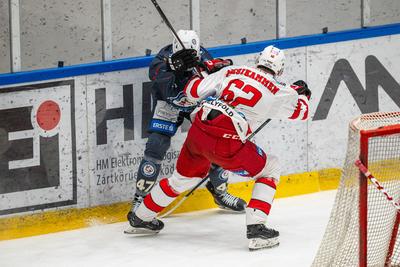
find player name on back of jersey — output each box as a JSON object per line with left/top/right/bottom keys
{"left": 225, "top": 67, "right": 280, "bottom": 95}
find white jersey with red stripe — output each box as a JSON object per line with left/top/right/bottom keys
{"left": 184, "top": 65, "right": 309, "bottom": 136}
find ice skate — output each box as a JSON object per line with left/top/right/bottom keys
{"left": 206, "top": 181, "right": 246, "bottom": 212}
{"left": 247, "top": 224, "right": 280, "bottom": 251}
{"left": 124, "top": 211, "right": 164, "bottom": 235}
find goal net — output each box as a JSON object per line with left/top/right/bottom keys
{"left": 312, "top": 112, "right": 400, "bottom": 267}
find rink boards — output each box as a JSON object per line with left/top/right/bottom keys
{"left": 0, "top": 24, "right": 400, "bottom": 240}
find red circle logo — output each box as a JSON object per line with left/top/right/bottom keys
{"left": 36, "top": 100, "right": 61, "bottom": 131}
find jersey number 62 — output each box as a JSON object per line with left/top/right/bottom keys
{"left": 221, "top": 79, "right": 262, "bottom": 107}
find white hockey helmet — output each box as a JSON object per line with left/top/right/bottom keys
{"left": 256, "top": 45, "right": 285, "bottom": 76}
{"left": 172, "top": 30, "right": 200, "bottom": 56}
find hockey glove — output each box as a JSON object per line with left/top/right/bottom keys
{"left": 201, "top": 58, "right": 233, "bottom": 74}
{"left": 168, "top": 49, "right": 199, "bottom": 72}
{"left": 291, "top": 80, "right": 312, "bottom": 100}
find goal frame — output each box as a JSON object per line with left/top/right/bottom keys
{"left": 359, "top": 124, "right": 400, "bottom": 267}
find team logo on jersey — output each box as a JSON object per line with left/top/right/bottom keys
{"left": 141, "top": 162, "right": 156, "bottom": 177}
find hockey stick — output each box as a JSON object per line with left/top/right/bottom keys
{"left": 355, "top": 159, "right": 400, "bottom": 211}
{"left": 150, "top": 0, "right": 185, "bottom": 49}
{"left": 247, "top": 119, "right": 272, "bottom": 140}
{"left": 149, "top": 0, "right": 203, "bottom": 77}
{"left": 159, "top": 175, "right": 209, "bottom": 218}
{"left": 159, "top": 118, "right": 272, "bottom": 218}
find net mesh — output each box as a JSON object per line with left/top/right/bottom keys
{"left": 312, "top": 112, "right": 400, "bottom": 267}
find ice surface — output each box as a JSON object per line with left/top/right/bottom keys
{"left": 0, "top": 190, "right": 336, "bottom": 267}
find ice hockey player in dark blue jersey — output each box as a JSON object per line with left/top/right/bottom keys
{"left": 127, "top": 30, "right": 246, "bottom": 223}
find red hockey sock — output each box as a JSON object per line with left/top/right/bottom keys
{"left": 136, "top": 178, "right": 180, "bottom": 221}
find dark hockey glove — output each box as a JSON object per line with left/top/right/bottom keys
{"left": 291, "top": 80, "right": 312, "bottom": 100}
{"left": 201, "top": 58, "right": 233, "bottom": 74}
{"left": 168, "top": 49, "right": 199, "bottom": 72}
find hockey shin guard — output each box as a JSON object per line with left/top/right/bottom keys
{"left": 208, "top": 164, "right": 229, "bottom": 193}
{"left": 135, "top": 158, "right": 161, "bottom": 196}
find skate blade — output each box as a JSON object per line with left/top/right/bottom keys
{"left": 248, "top": 237, "right": 279, "bottom": 251}
{"left": 124, "top": 227, "right": 160, "bottom": 235}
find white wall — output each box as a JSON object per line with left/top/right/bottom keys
{"left": 0, "top": 0, "right": 10, "bottom": 73}
{"left": 0, "top": 34, "right": 399, "bottom": 217}
{"left": 2, "top": 0, "right": 400, "bottom": 73}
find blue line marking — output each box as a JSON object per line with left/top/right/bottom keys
{"left": 1, "top": 23, "right": 400, "bottom": 86}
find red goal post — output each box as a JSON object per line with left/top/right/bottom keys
{"left": 312, "top": 112, "right": 400, "bottom": 267}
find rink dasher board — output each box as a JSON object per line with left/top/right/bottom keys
{"left": 0, "top": 28, "right": 399, "bottom": 239}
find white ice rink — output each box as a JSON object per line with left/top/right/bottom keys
{"left": 0, "top": 190, "right": 336, "bottom": 267}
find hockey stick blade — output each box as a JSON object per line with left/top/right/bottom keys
{"left": 158, "top": 195, "right": 187, "bottom": 219}
{"left": 158, "top": 176, "right": 209, "bottom": 218}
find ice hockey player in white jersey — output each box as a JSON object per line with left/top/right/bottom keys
{"left": 129, "top": 45, "right": 311, "bottom": 251}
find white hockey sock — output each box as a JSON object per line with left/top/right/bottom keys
{"left": 246, "top": 177, "right": 277, "bottom": 225}
{"left": 136, "top": 178, "right": 180, "bottom": 221}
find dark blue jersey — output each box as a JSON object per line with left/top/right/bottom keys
{"left": 148, "top": 44, "right": 213, "bottom": 104}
